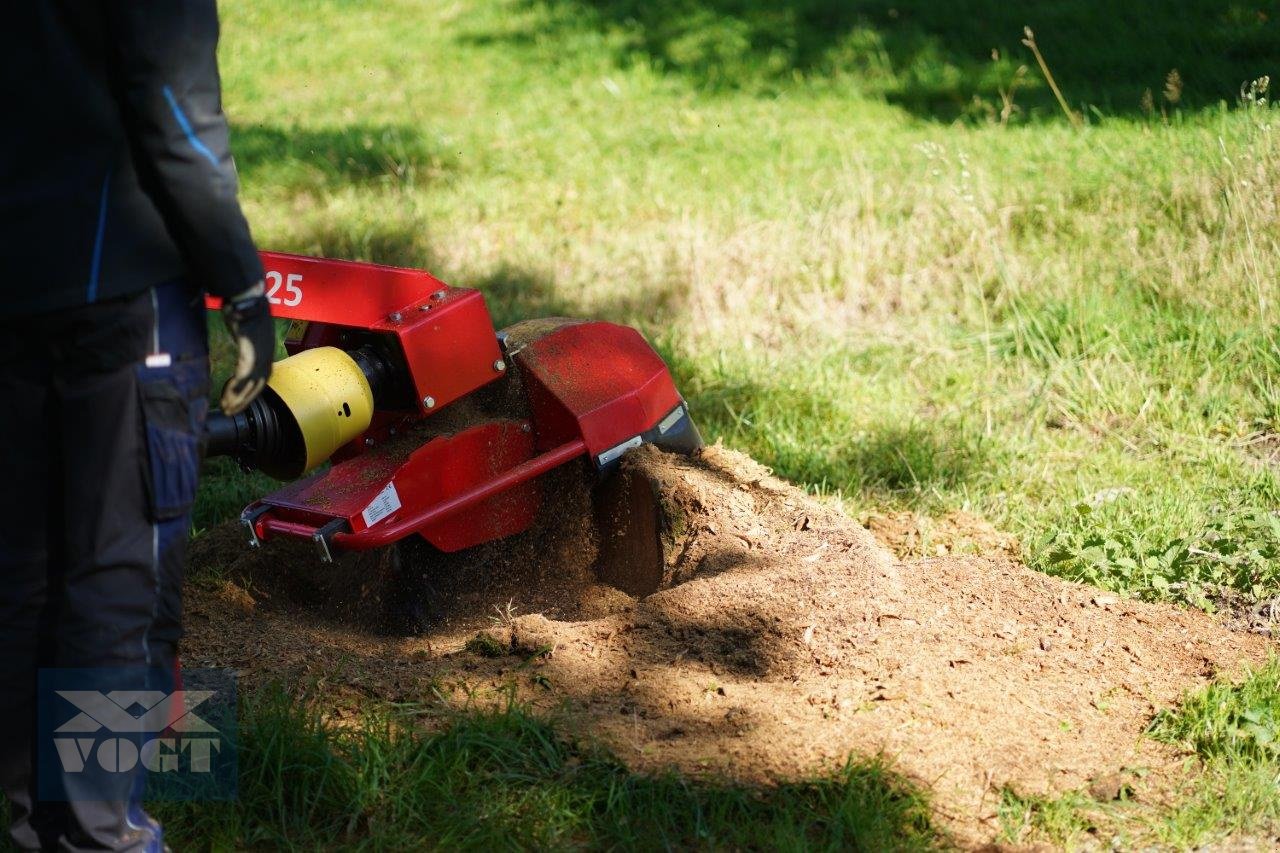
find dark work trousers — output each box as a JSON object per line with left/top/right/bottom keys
{"left": 0, "top": 281, "right": 208, "bottom": 851}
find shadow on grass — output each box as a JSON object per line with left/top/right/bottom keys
{"left": 230, "top": 123, "right": 456, "bottom": 192}
{"left": 841, "top": 420, "right": 990, "bottom": 498}
{"left": 503, "top": 0, "right": 1279, "bottom": 118}
{"left": 152, "top": 688, "right": 943, "bottom": 850}
{"left": 472, "top": 263, "right": 573, "bottom": 328}
{"left": 474, "top": 262, "right": 689, "bottom": 329}
{"left": 661, "top": 347, "right": 992, "bottom": 507}
{"left": 269, "top": 216, "right": 444, "bottom": 271}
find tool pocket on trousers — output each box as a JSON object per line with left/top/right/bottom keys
{"left": 138, "top": 361, "right": 209, "bottom": 521}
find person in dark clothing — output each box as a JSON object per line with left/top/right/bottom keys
{"left": 1, "top": 2, "right": 275, "bottom": 849}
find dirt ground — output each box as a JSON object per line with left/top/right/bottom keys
{"left": 183, "top": 445, "right": 1272, "bottom": 845}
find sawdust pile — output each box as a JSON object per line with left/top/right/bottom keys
{"left": 183, "top": 445, "right": 1270, "bottom": 844}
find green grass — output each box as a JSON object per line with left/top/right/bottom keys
{"left": 1150, "top": 658, "right": 1280, "bottom": 763}
{"left": 179, "top": 0, "right": 1280, "bottom": 845}
{"left": 151, "top": 689, "right": 940, "bottom": 851}
{"left": 996, "top": 661, "right": 1280, "bottom": 848}
{"left": 997, "top": 787, "right": 1100, "bottom": 850}
{"left": 1148, "top": 660, "right": 1280, "bottom": 846}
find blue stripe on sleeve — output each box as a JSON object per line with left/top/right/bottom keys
{"left": 162, "top": 85, "right": 220, "bottom": 168}
{"left": 86, "top": 169, "right": 111, "bottom": 303}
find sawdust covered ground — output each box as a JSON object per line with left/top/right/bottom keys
{"left": 183, "top": 445, "right": 1270, "bottom": 844}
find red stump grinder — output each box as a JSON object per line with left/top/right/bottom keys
{"left": 204, "top": 251, "right": 701, "bottom": 626}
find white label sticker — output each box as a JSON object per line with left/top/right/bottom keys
{"left": 361, "top": 482, "right": 402, "bottom": 528}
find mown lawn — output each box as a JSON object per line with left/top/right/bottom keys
{"left": 185, "top": 0, "right": 1280, "bottom": 846}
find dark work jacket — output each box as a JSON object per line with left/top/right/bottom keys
{"left": 1, "top": 1, "right": 264, "bottom": 317}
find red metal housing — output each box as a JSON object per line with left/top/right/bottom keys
{"left": 514, "top": 321, "right": 683, "bottom": 462}
{"left": 210, "top": 251, "right": 505, "bottom": 416}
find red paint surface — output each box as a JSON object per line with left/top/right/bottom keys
{"left": 517, "top": 322, "right": 681, "bottom": 459}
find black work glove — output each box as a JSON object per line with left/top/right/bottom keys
{"left": 220, "top": 281, "right": 275, "bottom": 415}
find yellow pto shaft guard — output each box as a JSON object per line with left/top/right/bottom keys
{"left": 266, "top": 346, "right": 374, "bottom": 474}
